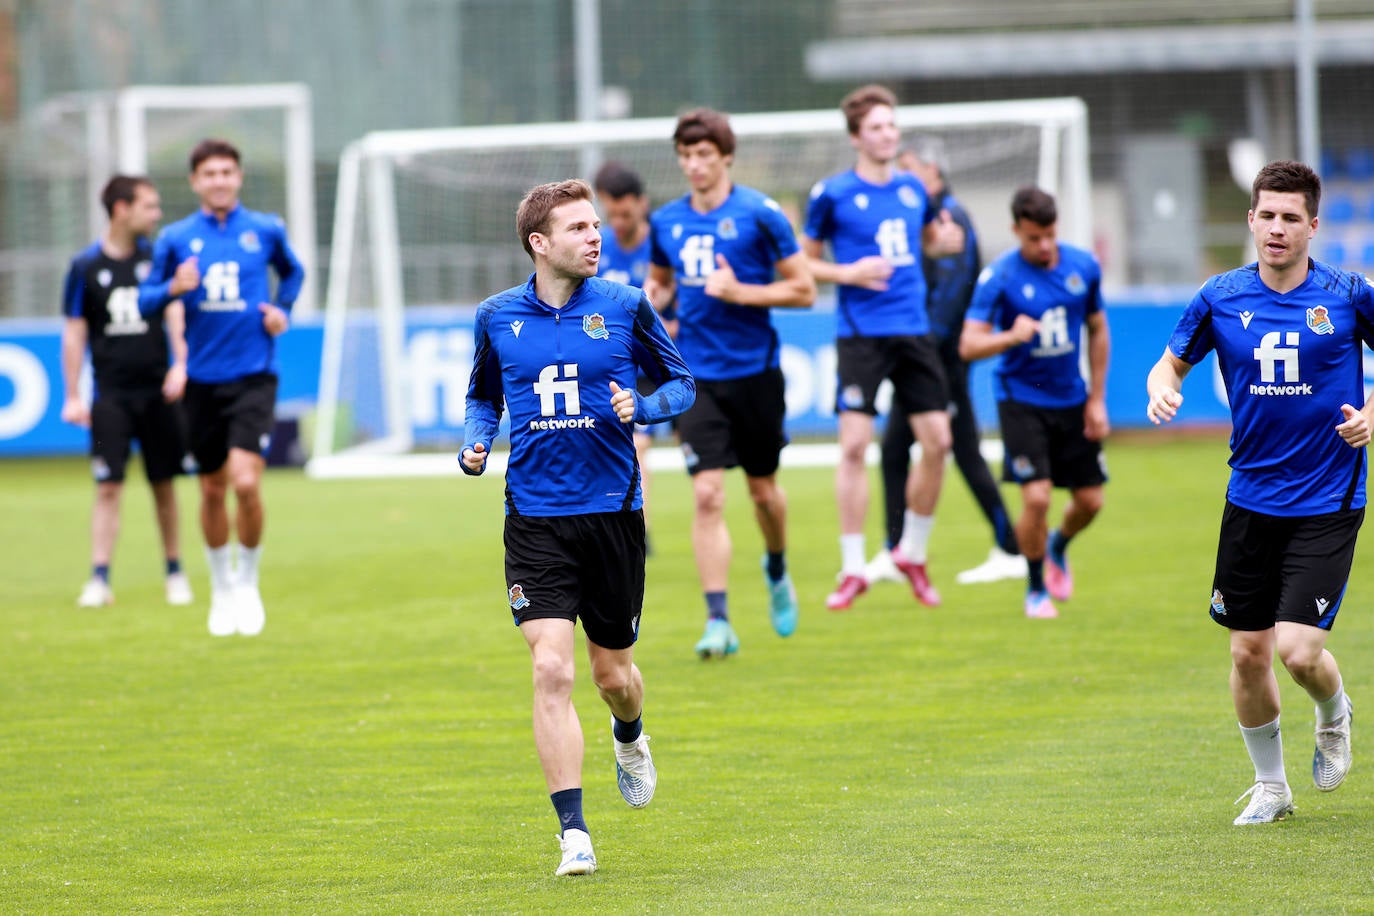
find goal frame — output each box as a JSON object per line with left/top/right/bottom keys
{"left": 309, "top": 97, "right": 1090, "bottom": 477}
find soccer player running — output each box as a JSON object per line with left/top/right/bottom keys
{"left": 60, "top": 175, "right": 193, "bottom": 608}
{"left": 461, "top": 179, "right": 694, "bottom": 876}
{"left": 801, "top": 86, "right": 964, "bottom": 612}
{"left": 642, "top": 108, "right": 815, "bottom": 658}
{"left": 139, "top": 138, "right": 305, "bottom": 637}
{"left": 960, "top": 187, "right": 1110, "bottom": 620}
{"left": 863, "top": 140, "right": 1024, "bottom": 588}
{"left": 593, "top": 161, "right": 675, "bottom": 554}
{"left": 1147, "top": 160, "right": 1370, "bottom": 825}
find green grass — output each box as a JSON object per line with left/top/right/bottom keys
{"left": 3, "top": 436, "right": 1373, "bottom": 913}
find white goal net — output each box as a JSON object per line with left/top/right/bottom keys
{"left": 309, "top": 97, "right": 1090, "bottom": 478}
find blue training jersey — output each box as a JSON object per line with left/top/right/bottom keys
{"left": 804, "top": 169, "right": 934, "bottom": 338}
{"left": 1169, "top": 260, "right": 1374, "bottom": 516}
{"left": 966, "top": 243, "right": 1104, "bottom": 409}
{"left": 649, "top": 185, "right": 801, "bottom": 382}
{"left": 462, "top": 275, "right": 695, "bottom": 517}
{"left": 597, "top": 230, "right": 651, "bottom": 289}
{"left": 139, "top": 204, "right": 305, "bottom": 384}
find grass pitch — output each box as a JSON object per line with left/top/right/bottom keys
{"left": 3, "top": 435, "right": 1372, "bottom": 913}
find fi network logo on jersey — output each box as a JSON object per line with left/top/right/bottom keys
{"left": 1250, "top": 331, "right": 1312, "bottom": 396}
{"left": 529, "top": 363, "right": 596, "bottom": 431}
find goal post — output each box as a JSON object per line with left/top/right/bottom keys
{"left": 309, "top": 97, "right": 1091, "bottom": 478}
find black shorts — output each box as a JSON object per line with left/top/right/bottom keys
{"left": 183, "top": 373, "right": 278, "bottom": 474}
{"left": 89, "top": 389, "right": 188, "bottom": 484}
{"left": 998, "top": 399, "right": 1107, "bottom": 488}
{"left": 677, "top": 368, "right": 788, "bottom": 478}
{"left": 503, "top": 510, "right": 646, "bottom": 650}
{"left": 836, "top": 335, "right": 949, "bottom": 416}
{"left": 1210, "top": 502, "right": 1364, "bottom": 632}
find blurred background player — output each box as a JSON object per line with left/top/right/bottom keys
{"left": 1147, "top": 160, "right": 1367, "bottom": 825}
{"left": 593, "top": 161, "right": 676, "bottom": 555}
{"left": 140, "top": 138, "right": 305, "bottom": 637}
{"left": 60, "top": 174, "right": 193, "bottom": 609}
{"left": 644, "top": 107, "right": 815, "bottom": 657}
{"left": 801, "top": 85, "right": 963, "bottom": 612}
{"left": 863, "top": 139, "right": 1024, "bottom": 588}
{"left": 462, "top": 179, "right": 694, "bottom": 875}
{"left": 960, "top": 187, "right": 1110, "bottom": 619}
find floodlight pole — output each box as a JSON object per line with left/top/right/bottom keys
{"left": 574, "top": 0, "right": 603, "bottom": 179}
{"left": 1294, "top": 0, "right": 1320, "bottom": 169}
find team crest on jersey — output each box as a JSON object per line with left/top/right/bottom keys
{"left": 854, "top": 193, "right": 869, "bottom": 211}
{"left": 1210, "top": 588, "right": 1227, "bottom": 617}
{"left": 509, "top": 584, "right": 531, "bottom": 611}
{"left": 898, "top": 185, "right": 919, "bottom": 208}
{"left": 1022, "top": 284, "right": 1036, "bottom": 300}
{"left": 97, "top": 269, "right": 112, "bottom": 288}
{"left": 583, "top": 313, "right": 609, "bottom": 340}
{"left": 671, "top": 224, "right": 683, "bottom": 240}
{"left": 1306, "top": 305, "right": 1335, "bottom": 335}
{"left": 717, "top": 217, "right": 738, "bottom": 239}
{"left": 190, "top": 238, "right": 204, "bottom": 253}
{"left": 1066, "top": 272, "right": 1086, "bottom": 295}
{"left": 135, "top": 260, "right": 151, "bottom": 282}
{"left": 239, "top": 231, "right": 261, "bottom": 253}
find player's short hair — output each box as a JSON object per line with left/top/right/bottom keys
{"left": 672, "top": 108, "right": 735, "bottom": 157}
{"left": 1011, "top": 186, "right": 1058, "bottom": 227}
{"left": 189, "top": 138, "right": 241, "bottom": 173}
{"left": 516, "top": 178, "right": 594, "bottom": 260}
{"left": 593, "top": 161, "right": 645, "bottom": 199}
{"left": 1251, "top": 159, "right": 1321, "bottom": 219}
{"left": 902, "top": 135, "right": 948, "bottom": 176}
{"left": 840, "top": 84, "right": 898, "bottom": 135}
{"left": 100, "top": 174, "right": 154, "bottom": 218}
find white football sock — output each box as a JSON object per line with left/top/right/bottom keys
{"left": 1239, "top": 717, "right": 1286, "bottom": 785}
{"left": 898, "top": 511, "right": 934, "bottom": 563}
{"left": 206, "top": 544, "right": 235, "bottom": 594}
{"left": 840, "top": 534, "right": 866, "bottom": 576}
{"left": 1316, "top": 680, "right": 1348, "bottom": 726}
{"left": 237, "top": 544, "right": 262, "bottom": 588}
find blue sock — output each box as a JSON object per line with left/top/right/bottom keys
{"left": 93, "top": 564, "right": 110, "bottom": 583}
{"left": 1028, "top": 558, "right": 1045, "bottom": 593}
{"left": 1049, "top": 529, "right": 1070, "bottom": 564}
{"left": 613, "top": 714, "right": 643, "bottom": 744}
{"left": 551, "top": 788, "right": 588, "bottom": 836}
{"left": 166, "top": 557, "right": 182, "bottom": 576}
{"left": 705, "top": 591, "right": 728, "bottom": 621}
{"left": 766, "top": 551, "right": 786, "bottom": 582}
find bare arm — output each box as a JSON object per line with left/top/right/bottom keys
{"left": 1083, "top": 310, "right": 1111, "bottom": 440}
{"left": 1145, "top": 348, "right": 1193, "bottom": 425}
{"left": 959, "top": 315, "right": 1038, "bottom": 362}
{"left": 800, "top": 236, "right": 892, "bottom": 291}
{"left": 643, "top": 264, "right": 676, "bottom": 315}
{"left": 162, "top": 301, "right": 188, "bottom": 402}
{"left": 705, "top": 250, "right": 816, "bottom": 309}
{"left": 59, "top": 317, "right": 90, "bottom": 427}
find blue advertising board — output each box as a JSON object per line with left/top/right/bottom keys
{"left": 0, "top": 295, "right": 1306, "bottom": 458}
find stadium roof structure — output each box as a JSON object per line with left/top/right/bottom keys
{"left": 806, "top": 19, "right": 1374, "bottom": 80}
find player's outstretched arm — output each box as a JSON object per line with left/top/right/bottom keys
{"left": 59, "top": 317, "right": 90, "bottom": 427}
{"left": 1145, "top": 349, "right": 1191, "bottom": 425}
{"left": 706, "top": 251, "right": 816, "bottom": 308}
{"left": 628, "top": 295, "right": 695, "bottom": 425}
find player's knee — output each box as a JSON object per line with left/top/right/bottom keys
{"left": 693, "top": 483, "right": 726, "bottom": 515}
{"left": 1074, "top": 488, "right": 1105, "bottom": 517}
{"left": 1276, "top": 639, "right": 1323, "bottom": 681}
{"left": 591, "top": 663, "right": 632, "bottom": 696}
{"left": 531, "top": 651, "right": 576, "bottom": 697}
{"left": 1230, "top": 639, "right": 1273, "bottom": 678}
{"left": 1021, "top": 486, "right": 1052, "bottom": 515}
